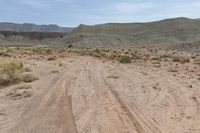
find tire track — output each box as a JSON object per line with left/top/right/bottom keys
{"left": 70, "top": 58, "right": 139, "bottom": 133}
{"left": 102, "top": 72, "right": 161, "bottom": 133}
{"left": 103, "top": 59, "right": 200, "bottom": 133}
{"left": 5, "top": 62, "right": 79, "bottom": 133}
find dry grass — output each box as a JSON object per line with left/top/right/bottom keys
{"left": 0, "top": 60, "right": 37, "bottom": 86}
{"left": 7, "top": 84, "right": 33, "bottom": 100}
{"left": 0, "top": 60, "right": 23, "bottom": 85}
{"left": 22, "top": 67, "right": 32, "bottom": 72}
{"left": 47, "top": 56, "right": 57, "bottom": 61}
{"left": 14, "top": 84, "right": 32, "bottom": 90}
{"left": 194, "top": 58, "right": 200, "bottom": 65}
{"left": 20, "top": 73, "right": 38, "bottom": 83}
{"left": 107, "top": 75, "right": 119, "bottom": 79}
{"left": 51, "top": 70, "right": 60, "bottom": 73}
{"left": 7, "top": 90, "right": 33, "bottom": 100}
{"left": 172, "top": 56, "right": 190, "bottom": 64}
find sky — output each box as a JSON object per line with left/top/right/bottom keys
{"left": 0, "top": 0, "right": 200, "bottom": 27}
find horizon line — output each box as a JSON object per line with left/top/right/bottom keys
{"left": 0, "top": 16, "right": 199, "bottom": 27}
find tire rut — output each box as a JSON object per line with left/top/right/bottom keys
{"left": 6, "top": 72, "right": 78, "bottom": 133}
{"left": 70, "top": 59, "right": 138, "bottom": 133}
{"left": 102, "top": 72, "right": 161, "bottom": 133}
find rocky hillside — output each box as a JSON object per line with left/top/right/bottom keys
{"left": 63, "top": 17, "right": 200, "bottom": 49}
{"left": 0, "top": 22, "right": 73, "bottom": 32}
{"left": 0, "top": 31, "right": 66, "bottom": 42}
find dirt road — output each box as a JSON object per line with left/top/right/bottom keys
{"left": 1, "top": 56, "right": 200, "bottom": 133}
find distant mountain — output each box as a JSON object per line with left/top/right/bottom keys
{"left": 0, "top": 22, "right": 73, "bottom": 32}
{"left": 63, "top": 17, "right": 200, "bottom": 49}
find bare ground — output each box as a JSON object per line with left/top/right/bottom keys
{"left": 0, "top": 56, "right": 200, "bottom": 133}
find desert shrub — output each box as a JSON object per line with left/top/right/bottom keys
{"left": 124, "top": 51, "right": 129, "bottom": 54}
{"left": 93, "top": 53, "right": 101, "bottom": 58}
{"left": 194, "top": 58, "right": 200, "bottom": 65}
{"left": 79, "top": 50, "right": 87, "bottom": 56}
{"left": 100, "top": 53, "right": 106, "bottom": 57}
{"left": 118, "top": 55, "right": 131, "bottom": 63}
{"left": 0, "top": 59, "right": 38, "bottom": 86}
{"left": 160, "top": 54, "right": 170, "bottom": 59}
{"left": 46, "top": 49, "right": 52, "bottom": 54}
{"left": 0, "top": 50, "right": 10, "bottom": 57}
{"left": 68, "top": 44, "right": 73, "bottom": 48}
{"left": 143, "top": 54, "right": 150, "bottom": 60}
{"left": 0, "top": 78, "right": 10, "bottom": 86}
{"left": 59, "top": 63, "right": 63, "bottom": 67}
{"left": 22, "top": 67, "right": 32, "bottom": 72}
{"left": 150, "top": 56, "right": 161, "bottom": 61}
{"left": 7, "top": 89, "right": 33, "bottom": 99}
{"left": 131, "top": 53, "right": 141, "bottom": 60}
{"left": 107, "top": 75, "right": 119, "bottom": 79}
{"left": 47, "top": 56, "right": 56, "bottom": 61}
{"left": 107, "top": 54, "right": 117, "bottom": 60}
{"left": 191, "top": 55, "right": 197, "bottom": 59}
{"left": 168, "top": 68, "right": 178, "bottom": 73}
{"left": 14, "top": 84, "right": 32, "bottom": 90}
{"left": 51, "top": 70, "right": 60, "bottom": 73}
{"left": 16, "top": 47, "right": 20, "bottom": 51}
{"left": 32, "top": 48, "right": 40, "bottom": 53}
{"left": 0, "top": 60, "right": 23, "bottom": 84}
{"left": 20, "top": 73, "right": 38, "bottom": 83}
{"left": 172, "top": 56, "right": 190, "bottom": 63}
{"left": 87, "top": 51, "right": 93, "bottom": 56}
{"left": 112, "top": 50, "right": 118, "bottom": 53}
{"left": 94, "top": 48, "right": 100, "bottom": 54}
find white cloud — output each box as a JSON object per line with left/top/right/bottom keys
{"left": 77, "top": 1, "right": 156, "bottom": 24}
{"left": 162, "top": 1, "right": 200, "bottom": 18}
{"left": 112, "top": 2, "right": 155, "bottom": 14}
{"left": 54, "top": 0, "right": 69, "bottom": 3}
{"left": 19, "top": 0, "right": 47, "bottom": 8}
{"left": 2, "top": 0, "right": 200, "bottom": 26}
{"left": 18, "top": 0, "right": 71, "bottom": 9}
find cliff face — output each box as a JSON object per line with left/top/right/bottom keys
{"left": 0, "top": 22, "right": 73, "bottom": 33}
{"left": 0, "top": 31, "right": 65, "bottom": 41}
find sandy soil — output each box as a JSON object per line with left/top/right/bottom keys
{"left": 0, "top": 56, "right": 200, "bottom": 133}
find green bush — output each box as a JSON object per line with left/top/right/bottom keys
{"left": 118, "top": 55, "right": 131, "bottom": 63}
{"left": 68, "top": 44, "right": 73, "bottom": 48}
